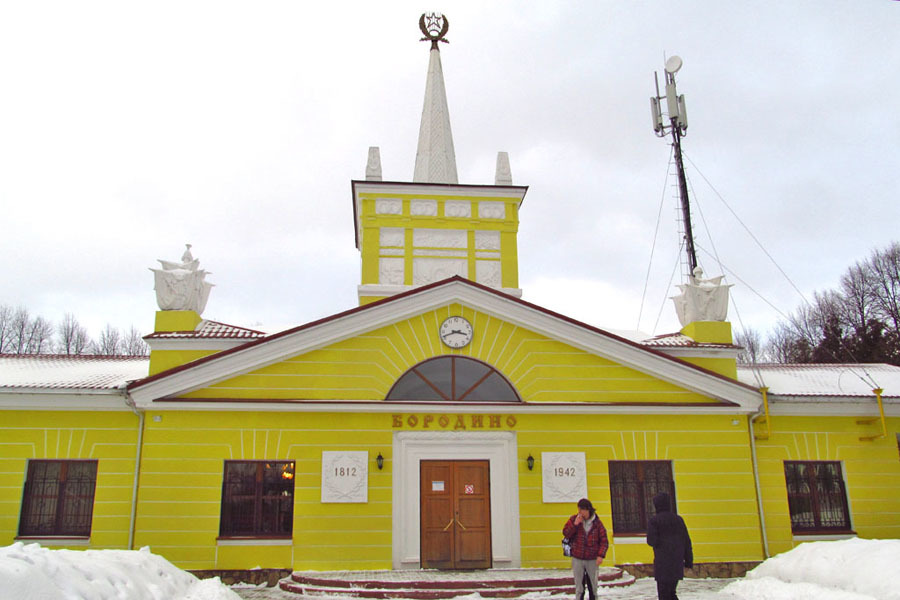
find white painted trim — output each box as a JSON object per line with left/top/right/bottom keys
{"left": 769, "top": 399, "right": 900, "bottom": 417}
{"left": 612, "top": 536, "right": 647, "bottom": 545}
{"left": 792, "top": 534, "right": 855, "bottom": 542}
{"left": 391, "top": 431, "right": 520, "bottom": 570}
{"left": 129, "top": 280, "right": 761, "bottom": 410}
{"left": 146, "top": 339, "right": 254, "bottom": 351}
{"left": 357, "top": 284, "right": 523, "bottom": 299}
{"left": 216, "top": 538, "right": 293, "bottom": 546}
{"left": 354, "top": 181, "right": 528, "bottom": 200}
{"left": 143, "top": 400, "right": 752, "bottom": 415}
{"left": 0, "top": 390, "right": 132, "bottom": 411}
{"left": 16, "top": 537, "right": 90, "bottom": 546}
{"left": 653, "top": 347, "right": 741, "bottom": 359}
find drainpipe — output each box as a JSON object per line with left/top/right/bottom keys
{"left": 749, "top": 408, "right": 770, "bottom": 559}
{"left": 122, "top": 386, "right": 145, "bottom": 551}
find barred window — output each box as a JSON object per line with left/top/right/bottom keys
{"left": 784, "top": 461, "right": 852, "bottom": 532}
{"left": 18, "top": 459, "right": 98, "bottom": 537}
{"left": 608, "top": 460, "right": 675, "bottom": 535}
{"left": 219, "top": 461, "right": 295, "bottom": 538}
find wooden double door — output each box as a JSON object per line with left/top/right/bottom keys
{"left": 420, "top": 460, "right": 492, "bottom": 569}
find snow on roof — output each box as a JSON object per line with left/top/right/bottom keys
{"left": 143, "top": 319, "right": 265, "bottom": 340}
{"left": 0, "top": 354, "right": 150, "bottom": 390}
{"left": 641, "top": 332, "right": 738, "bottom": 349}
{"left": 737, "top": 363, "right": 900, "bottom": 398}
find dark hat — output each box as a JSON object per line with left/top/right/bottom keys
{"left": 577, "top": 498, "right": 594, "bottom": 511}
{"left": 653, "top": 493, "right": 671, "bottom": 512}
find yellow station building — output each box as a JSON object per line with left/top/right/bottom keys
{"left": 2, "top": 16, "right": 899, "bottom": 577}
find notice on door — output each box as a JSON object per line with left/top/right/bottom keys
{"left": 541, "top": 452, "right": 587, "bottom": 502}
{"left": 432, "top": 480, "right": 445, "bottom": 491}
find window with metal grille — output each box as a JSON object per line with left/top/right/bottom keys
{"left": 18, "top": 459, "right": 98, "bottom": 537}
{"left": 386, "top": 356, "right": 520, "bottom": 402}
{"left": 783, "top": 461, "right": 852, "bottom": 533}
{"left": 608, "top": 460, "right": 675, "bottom": 535}
{"left": 219, "top": 461, "right": 295, "bottom": 538}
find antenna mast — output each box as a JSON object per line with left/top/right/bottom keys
{"left": 651, "top": 56, "right": 697, "bottom": 275}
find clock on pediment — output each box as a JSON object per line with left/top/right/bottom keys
{"left": 439, "top": 316, "right": 473, "bottom": 349}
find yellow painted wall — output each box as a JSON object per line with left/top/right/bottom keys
{"left": 181, "top": 304, "right": 720, "bottom": 406}
{"left": 356, "top": 192, "right": 522, "bottom": 299}
{"left": 754, "top": 415, "right": 900, "bottom": 556}
{"left": 135, "top": 411, "right": 393, "bottom": 570}
{"left": 131, "top": 409, "right": 762, "bottom": 570}
{"left": 0, "top": 410, "right": 139, "bottom": 549}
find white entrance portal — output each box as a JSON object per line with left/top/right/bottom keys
{"left": 391, "top": 431, "right": 521, "bottom": 569}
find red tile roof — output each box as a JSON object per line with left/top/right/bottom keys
{"left": 143, "top": 320, "right": 266, "bottom": 340}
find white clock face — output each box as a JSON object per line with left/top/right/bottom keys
{"left": 439, "top": 316, "right": 473, "bottom": 349}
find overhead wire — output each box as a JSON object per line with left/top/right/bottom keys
{"left": 638, "top": 145, "right": 675, "bottom": 331}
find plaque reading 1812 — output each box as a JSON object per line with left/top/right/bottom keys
{"left": 541, "top": 452, "right": 587, "bottom": 503}
{"left": 321, "top": 451, "right": 369, "bottom": 503}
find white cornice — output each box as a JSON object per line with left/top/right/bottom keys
{"left": 0, "top": 389, "right": 131, "bottom": 411}
{"left": 652, "top": 347, "right": 741, "bottom": 359}
{"left": 129, "top": 280, "right": 761, "bottom": 411}
{"left": 145, "top": 399, "right": 752, "bottom": 415}
{"left": 358, "top": 283, "right": 523, "bottom": 299}
{"left": 353, "top": 181, "right": 528, "bottom": 199}
{"left": 146, "top": 339, "right": 252, "bottom": 351}
{"left": 769, "top": 396, "right": 900, "bottom": 417}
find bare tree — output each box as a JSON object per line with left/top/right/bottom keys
{"left": 121, "top": 326, "right": 149, "bottom": 356}
{"left": 24, "top": 316, "right": 55, "bottom": 354}
{"left": 95, "top": 324, "right": 123, "bottom": 356}
{"left": 57, "top": 313, "right": 92, "bottom": 355}
{"left": 0, "top": 305, "right": 14, "bottom": 353}
{"left": 735, "top": 327, "right": 763, "bottom": 365}
{"left": 9, "top": 307, "right": 31, "bottom": 354}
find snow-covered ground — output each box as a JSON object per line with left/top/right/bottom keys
{"left": 1, "top": 538, "right": 898, "bottom": 600}
{"left": 0, "top": 542, "right": 239, "bottom": 600}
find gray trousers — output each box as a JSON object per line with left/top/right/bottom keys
{"left": 571, "top": 557, "right": 597, "bottom": 600}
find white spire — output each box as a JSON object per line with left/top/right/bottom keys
{"left": 413, "top": 45, "right": 458, "bottom": 184}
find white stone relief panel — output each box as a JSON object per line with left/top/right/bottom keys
{"left": 476, "top": 251, "right": 500, "bottom": 259}
{"left": 444, "top": 201, "right": 471, "bottom": 218}
{"left": 379, "top": 258, "right": 405, "bottom": 285}
{"left": 478, "top": 202, "right": 506, "bottom": 219}
{"left": 410, "top": 199, "right": 438, "bottom": 216}
{"left": 380, "top": 249, "right": 404, "bottom": 256}
{"left": 413, "top": 249, "right": 467, "bottom": 257}
{"left": 321, "top": 451, "right": 368, "bottom": 503}
{"left": 541, "top": 452, "right": 587, "bottom": 503}
{"left": 380, "top": 227, "right": 405, "bottom": 247}
{"left": 375, "top": 198, "right": 402, "bottom": 215}
{"left": 413, "top": 258, "right": 467, "bottom": 284}
{"left": 476, "top": 260, "right": 502, "bottom": 288}
{"left": 413, "top": 229, "right": 467, "bottom": 249}
{"left": 475, "top": 230, "right": 501, "bottom": 250}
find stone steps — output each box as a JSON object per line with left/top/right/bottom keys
{"left": 279, "top": 568, "right": 636, "bottom": 598}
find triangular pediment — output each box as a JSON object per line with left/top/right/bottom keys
{"left": 128, "top": 278, "right": 760, "bottom": 411}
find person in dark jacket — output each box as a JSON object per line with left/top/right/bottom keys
{"left": 647, "top": 492, "right": 693, "bottom": 600}
{"left": 562, "top": 498, "right": 609, "bottom": 600}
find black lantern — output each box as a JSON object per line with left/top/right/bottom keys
{"left": 376, "top": 452, "right": 384, "bottom": 470}
{"left": 526, "top": 454, "right": 534, "bottom": 471}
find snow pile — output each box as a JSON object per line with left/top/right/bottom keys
{"left": 0, "top": 542, "right": 240, "bottom": 600}
{"left": 722, "top": 537, "right": 900, "bottom": 600}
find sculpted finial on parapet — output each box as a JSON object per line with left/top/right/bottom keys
{"left": 150, "top": 244, "right": 214, "bottom": 314}
{"left": 419, "top": 13, "right": 449, "bottom": 50}
{"left": 671, "top": 266, "right": 733, "bottom": 326}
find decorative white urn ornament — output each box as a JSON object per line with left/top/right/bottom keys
{"left": 671, "top": 267, "right": 732, "bottom": 326}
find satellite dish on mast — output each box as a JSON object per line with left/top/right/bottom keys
{"left": 665, "top": 55, "right": 683, "bottom": 74}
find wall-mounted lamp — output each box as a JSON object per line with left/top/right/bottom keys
{"left": 526, "top": 454, "right": 535, "bottom": 471}
{"left": 376, "top": 452, "right": 384, "bottom": 470}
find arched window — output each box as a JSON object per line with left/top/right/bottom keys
{"left": 386, "top": 356, "right": 521, "bottom": 402}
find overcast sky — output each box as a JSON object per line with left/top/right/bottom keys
{"left": 2, "top": 1, "right": 899, "bottom": 344}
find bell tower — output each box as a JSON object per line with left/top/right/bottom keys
{"left": 351, "top": 13, "right": 528, "bottom": 306}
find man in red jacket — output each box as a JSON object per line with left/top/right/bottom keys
{"left": 562, "top": 498, "right": 609, "bottom": 600}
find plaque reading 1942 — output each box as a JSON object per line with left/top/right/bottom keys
{"left": 541, "top": 452, "right": 587, "bottom": 503}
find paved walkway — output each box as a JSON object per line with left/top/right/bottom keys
{"left": 233, "top": 577, "right": 738, "bottom": 599}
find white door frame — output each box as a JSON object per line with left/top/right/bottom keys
{"left": 392, "top": 431, "right": 521, "bottom": 569}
